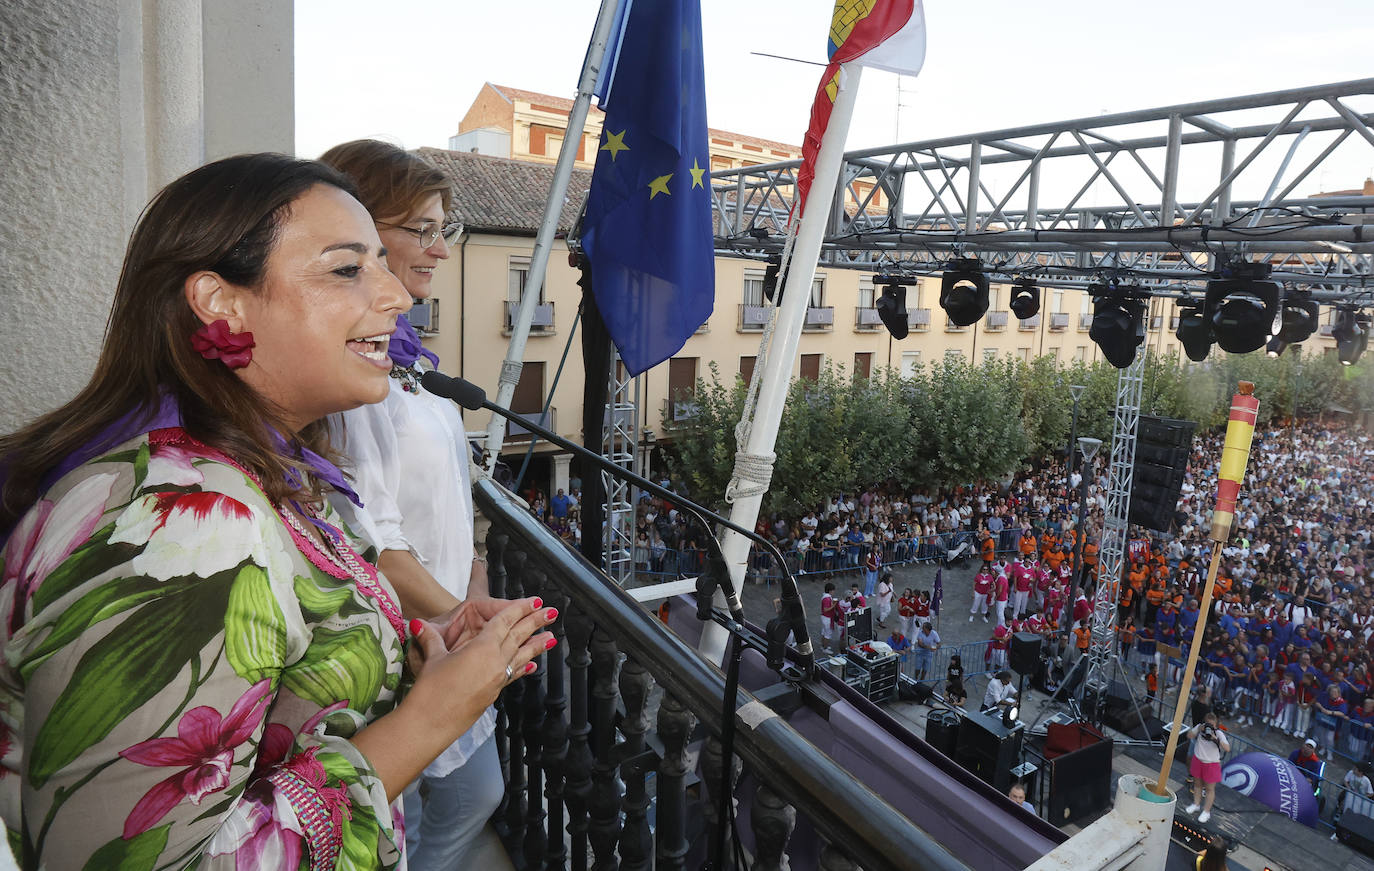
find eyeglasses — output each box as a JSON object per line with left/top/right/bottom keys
{"left": 378, "top": 220, "right": 462, "bottom": 249}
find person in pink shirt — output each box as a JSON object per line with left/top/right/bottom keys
{"left": 971, "top": 564, "right": 994, "bottom": 623}
{"left": 1013, "top": 558, "right": 1035, "bottom": 618}
{"left": 993, "top": 569, "right": 1011, "bottom": 628}
{"left": 991, "top": 623, "right": 1011, "bottom": 670}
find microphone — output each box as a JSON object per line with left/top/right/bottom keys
{"left": 421, "top": 369, "right": 814, "bottom": 673}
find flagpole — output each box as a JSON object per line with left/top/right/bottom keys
{"left": 700, "top": 63, "right": 865, "bottom": 662}
{"left": 481, "top": 0, "right": 622, "bottom": 470}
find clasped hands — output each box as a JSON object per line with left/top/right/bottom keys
{"left": 406, "top": 595, "right": 559, "bottom": 718}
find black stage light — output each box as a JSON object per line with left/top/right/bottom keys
{"left": 1009, "top": 278, "right": 1041, "bottom": 320}
{"left": 874, "top": 275, "right": 912, "bottom": 339}
{"left": 1002, "top": 702, "right": 1020, "bottom": 728}
{"left": 762, "top": 253, "right": 783, "bottom": 303}
{"left": 1333, "top": 309, "right": 1371, "bottom": 366}
{"left": 1175, "top": 304, "right": 1213, "bottom": 362}
{"left": 940, "top": 258, "right": 990, "bottom": 326}
{"left": 1276, "top": 295, "right": 1320, "bottom": 345}
{"left": 1089, "top": 289, "right": 1147, "bottom": 368}
{"left": 1205, "top": 261, "right": 1282, "bottom": 354}
{"left": 1266, "top": 336, "right": 1287, "bottom": 358}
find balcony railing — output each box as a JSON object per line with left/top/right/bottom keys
{"left": 855, "top": 306, "right": 884, "bottom": 329}
{"left": 985, "top": 311, "right": 1009, "bottom": 331}
{"left": 1019, "top": 314, "right": 1041, "bottom": 331}
{"left": 1320, "top": 323, "right": 1336, "bottom": 336}
{"left": 1049, "top": 313, "right": 1069, "bottom": 331}
{"left": 474, "top": 477, "right": 1060, "bottom": 871}
{"left": 1170, "top": 315, "right": 1181, "bottom": 330}
{"left": 1148, "top": 316, "right": 1163, "bottom": 331}
{"left": 739, "top": 303, "right": 769, "bottom": 331}
{"left": 804, "top": 306, "right": 835, "bottom": 330}
{"left": 1079, "top": 313, "right": 1094, "bottom": 330}
{"left": 505, "top": 300, "right": 555, "bottom": 332}
{"left": 506, "top": 407, "right": 555, "bottom": 442}
{"left": 908, "top": 307, "right": 931, "bottom": 329}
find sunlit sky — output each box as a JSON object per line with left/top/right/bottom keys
{"left": 296, "top": 1, "right": 1374, "bottom": 197}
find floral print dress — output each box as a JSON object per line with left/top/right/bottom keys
{"left": 0, "top": 428, "right": 409, "bottom": 870}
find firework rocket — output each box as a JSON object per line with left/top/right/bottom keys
{"left": 1210, "top": 382, "right": 1259, "bottom": 543}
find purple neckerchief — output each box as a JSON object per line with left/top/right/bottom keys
{"left": 33, "top": 392, "right": 362, "bottom": 508}
{"left": 387, "top": 314, "right": 439, "bottom": 369}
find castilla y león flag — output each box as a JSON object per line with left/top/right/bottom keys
{"left": 796, "top": 1, "right": 927, "bottom": 215}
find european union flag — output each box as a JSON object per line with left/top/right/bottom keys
{"left": 581, "top": 0, "right": 715, "bottom": 376}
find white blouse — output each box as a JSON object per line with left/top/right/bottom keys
{"left": 333, "top": 365, "right": 494, "bottom": 777}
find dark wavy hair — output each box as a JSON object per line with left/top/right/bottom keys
{"left": 0, "top": 153, "right": 360, "bottom": 529}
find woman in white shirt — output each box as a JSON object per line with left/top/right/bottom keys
{"left": 322, "top": 140, "right": 501, "bottom": 871}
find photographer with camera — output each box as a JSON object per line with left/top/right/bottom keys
{"left": 1185, "top": 712, "right": 1230, "bottom": 823}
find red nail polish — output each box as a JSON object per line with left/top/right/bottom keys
{"left": 409, "top": 619, "right": 424, "bottom": 637}
{"left": 545, "top": 636, "right": 558, "bottom": 650}
{"left": 546, "top": 608, "right": 559, "bottom": 621}
{"left": 525, "top": 661, "right": 537, "bottom": 674}
{"left": 531, "top": 597, "right": 543, "bottom": 610}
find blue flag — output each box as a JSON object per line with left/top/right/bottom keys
{"left": 581, "top": 0, "right": 715, "bottom": 376}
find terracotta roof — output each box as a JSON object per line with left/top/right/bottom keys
{"left": 417, "top": 147, "right": 592, "bottom": 235}
{"left": 486, "top": 83, "right": 802, "bottom": 157}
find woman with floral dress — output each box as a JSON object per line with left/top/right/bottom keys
{"left": 0, "top": 154, "right": 554, "bottom": 869}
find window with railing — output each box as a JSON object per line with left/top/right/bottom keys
{"left": 986, "top": 311, "right": 1009, "bottom": 330}
{"left": 1050, "top": 312, "right": 1069, "bottom": 330}
{"left": 667, "top": 357, "right": 699, "bottom": 422}
{"left": 506, "top": 256, "right": 554, "bottom": 334}
{"left": 1019, "top": 314, "right": 1041, "bottom": 331}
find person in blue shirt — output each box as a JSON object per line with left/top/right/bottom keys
{"left": 1156, "top": 599, "right": 1180, "bottom": 648}
{"left": 845, "top": 525, "right": 865, "bottom": 568}
{"left": 1292, "top": 625, "right": 1316, "bottom": 651}
{"left": 1217, "top": 603, "right": 1242, "bottom": 639}
{"left": 1314, "top": 684, "right": 1349, "bottom": 760}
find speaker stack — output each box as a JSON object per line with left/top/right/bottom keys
{"left": 1129, "top": 416, "right": 1196, "bottom": 532}
{"left": 1009, "top": 633, "right": 1043, "bottom": 677}
{"left": 954, "top": 709, "right": 1023, "bottom": 793}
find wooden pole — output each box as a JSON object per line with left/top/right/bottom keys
{"left": 1149, "top": 540, "right": 1223, "bottom": 795}
{"left": 1149, "top": 381, "right": 1258, "bottom": 796}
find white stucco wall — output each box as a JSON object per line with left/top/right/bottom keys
{"left": 0, "top": 0, "right": 292, "bottom": 432}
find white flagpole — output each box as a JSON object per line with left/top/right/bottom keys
{"left": 700, "top": 63, "right": 864, "bottom": 661}
{"left": 481, "top": 0, "right": 622, "bottom": 470}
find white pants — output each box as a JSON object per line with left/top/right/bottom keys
{"left": 970, "top": 593, "right": 988, "bottom": 616}
{"left": 994, "top": 599, "right": 1008, "bottom": 627}
{"left": 1013, "top": 589, "right": 1030, "bottom": 618}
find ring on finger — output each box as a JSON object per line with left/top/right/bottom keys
{"left": 505, "top": 664, "right": 515, "bottom": 681}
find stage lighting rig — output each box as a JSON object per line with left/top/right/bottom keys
{"left": 1333, "top": 309, "right": 1371, "bottom": 366}
{"left": 874, "top": 273, "right": 917, "bottom": 339}
{"left": 940, "top": 258, "right": 990, "bottom": 326}
{"left": 1009, "top": 278, "right": 1041, "bottom": 320}
{"left": 1175, "top": 303, "right": 1213, "bottom": 362}
{"left": 762, "top": 253, "right": 783, "bottom": 303}
{"left": 1205, "top": 260, "right": 1282, "bottom": 354}
{"left": 1088, "top": 284, "right": 1147, "bottom": 368}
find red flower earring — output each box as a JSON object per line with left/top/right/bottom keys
{"left": 191, "top": 320, "right": 255, "bottom": 369}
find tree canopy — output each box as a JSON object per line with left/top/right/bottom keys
{"left": 663, "top": 348, "right": 1374, "bottom": 515}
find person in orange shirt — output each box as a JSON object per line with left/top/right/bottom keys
{"left": 1144, "top": 577, "right": 1167, "bottom": 626}
{"left": 1020, "top": 530, "right": 1038, "bottom": 559}
{"left": 1119, "top": 581, "right": 1138, "bottom": 626}
{"left": 980, "top": 529, "right": 996, "bottom": 565}
{"left": 1073, "top": 620, "right": 1093, "bottom": 661}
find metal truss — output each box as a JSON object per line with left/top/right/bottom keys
{"left": 711, "top": 79, "right": 1374, "bottom": 302}
{"left": 1083, "top": 354, "right": 1144, "bottom": 699}
{"left": 603, "top": 354, "right": 639, "bottom": 584}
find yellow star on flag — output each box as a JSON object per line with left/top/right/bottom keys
{"left": 689, "top": 158, "right": 706, "bottom": 189}
{"left": 648, "top": 173, "right": 673, "bottom": 200}
{"left": 601, "top": 129, "right": 629, "bottom": 160}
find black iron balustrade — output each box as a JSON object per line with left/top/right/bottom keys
{"left": 476, "top": 477, "right": 968, "bottom": 871}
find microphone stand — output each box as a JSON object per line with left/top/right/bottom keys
{"left": 422, "top": 371, "right": 813, "bottom": 871}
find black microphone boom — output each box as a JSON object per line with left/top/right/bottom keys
{"left": 420, "top": 369, "right": 815, "bottom": 673}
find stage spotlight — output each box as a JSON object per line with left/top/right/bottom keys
{"left": 1009, "top": 278, "right": 1040, "bottom": 320}
{"left": 1205, "top": 261, "right": 1282, "bottom": 354}
{"left": 874, "top": 274, "right": 913, "bottom": 340}
{"left": 762, "top": 253, "right": 783, "bottom": 303}
{"left": 1275, "top": 295, "right": 1320, "bottom": 345}
{"left": 940, "top": 258, "right": 990, "bottom": 326}
{"left": 1266, "top": 336, "right": 1287, "bottom": 358}
{"left": 1002, "top": 702, "right": 1019, "bottom": 728}
{"left": 1175, "top": 304, "right": 1213, "bottom": 362}
{"left": 1089, "top": 290, "right": 1147, "bottom": 368}
{"left": 1333, "top": 309, "right": 1371, "bottom": 366}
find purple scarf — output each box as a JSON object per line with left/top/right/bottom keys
{"left": 387, "top": 314, "right": 439, "bottom": 369}
{"left": 35, "top": 393, "right": 361, "bottom": 509}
